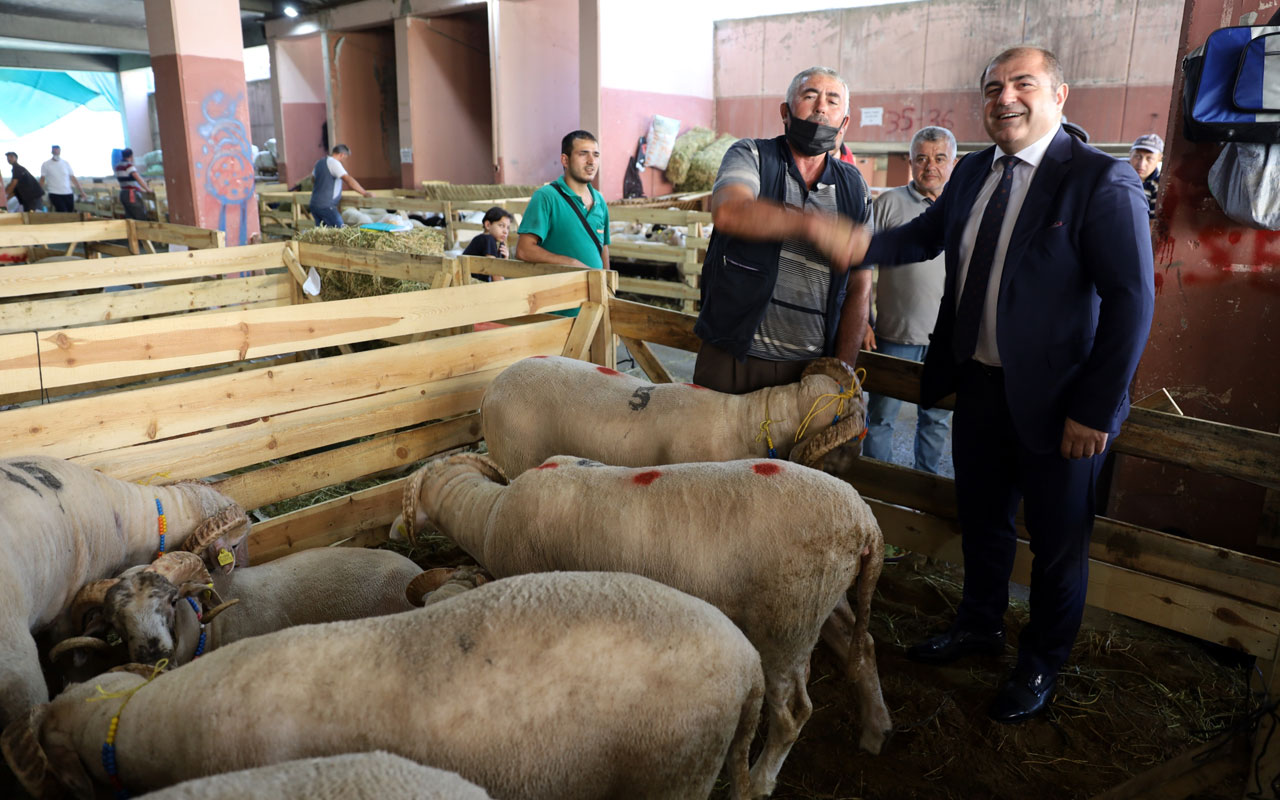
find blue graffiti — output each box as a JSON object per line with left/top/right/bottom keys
{"left": 196, "top": 91, "right": 255, "bottom": 246}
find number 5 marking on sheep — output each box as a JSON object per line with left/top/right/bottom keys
{"left": 629, "top": 386, "right": 654, "bottom": 412}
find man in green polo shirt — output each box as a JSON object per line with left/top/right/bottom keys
{"left": 517, "top": 130, "right": 611, "bottom": 271}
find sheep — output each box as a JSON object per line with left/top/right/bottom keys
{"left": 0, "top": 456, "right": 250, "bottom": 730}
{"left": 398, "top": 453, "right": 892, "bottom": 797}
{"left": 477, "top": 355, "right": 866, "bottom": 477}
{"left": 3, "top": 571, "right": 765, "bottom": 800}
{"left": 138, "top": 752, "right": 494, "bottom": 799}
{"left": 52, "top": 547, "right": 422, "bottom": 669}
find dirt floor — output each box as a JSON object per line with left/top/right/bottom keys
{"left": 388, "top": 528, "right": 1258, "bottom": 800}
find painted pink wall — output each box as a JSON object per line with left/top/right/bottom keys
{"left": 714, "top": 0, "right": 1182, "bottom": 145}
{"left": 330, "top": 28, "right": 400, "bottom": 189}
{"left": 119, "top": 68, "right": 154, "bottom": 156}
{"left": 401, "top": 13, "right": 493, "bottom": 187}
{"left": 275, "top": 35, "right": 326, "bottom": 186}
{"left": 493, "top": 0, "right": 579, "bottom": 184}
{"left": 598, "top": 87, "right": 714, "bottom": 201}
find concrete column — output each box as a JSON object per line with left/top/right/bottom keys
{"left": 144, "top": 0, "right": 259, "bottom": 244}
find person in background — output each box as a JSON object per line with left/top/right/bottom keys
{"left": 114, "top": 148, "right": 151, "bottom": 221}
{"left": 308, "top": 144, "right": 372, "bottom": 228}
{"left": 463, "top": 206, "right": 515, "bottom": 281}
{"left": 1128, "top": 133, "right": 1163, "bottom": 218}
{"left": 517, "top": 130, "right": 610, "bottom": 271}
{"left": 40, "top": 145, "right": 87, "bottom": 212}
{"left": 5, "top": 152, "right": 45, "bottom": 212}
{"left": 862, "top": 125, "right": 958, "bottom": 474}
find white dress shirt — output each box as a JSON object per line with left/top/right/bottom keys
{"left": 955, "top": 124, "right": 1060, "bottom": 366}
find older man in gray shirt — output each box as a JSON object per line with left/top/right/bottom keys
{"left": 863, "top": 126, "right": 957, "bottom": 472}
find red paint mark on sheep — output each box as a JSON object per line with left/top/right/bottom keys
{"left": 753, "top": 462, "right": 782, "bottom": 476}
{"left": 535, "top": 462, "right": 559, "bottom": 470}
{"left": 597, "top": 366, "right": 622, "bottom": 376}
{"left": 684, "top": 382, "right": 709, "bottom": 390}
{"left": 632, "top": 470, "right": 662, "bottom": 485}
{"left": 531, "top": 355, "right": 548, "bottom": 359}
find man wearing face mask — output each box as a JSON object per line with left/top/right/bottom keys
{"left": 692, "top": 66, "right": 873, "bottom": 394}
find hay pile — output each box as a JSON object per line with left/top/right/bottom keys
{"left": 678, "top": 133, "right": 739, "bottom": 192}
{"left": 665, "top": 127, "right": 716, "bottom": 184}
{"left": 294, "top": 225, "right": 445, "bottom": 301}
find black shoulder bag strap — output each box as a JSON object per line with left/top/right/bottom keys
{"left": 550, "top": 183, "right": 603, "bottom": 255}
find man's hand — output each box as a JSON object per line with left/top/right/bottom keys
{"left": 1061, "top": 417, "right": 1108, "bottom": 459}
{"left": 361, "top": 190, "right": 373, "bottom": 198}
{"left": 809, "top": 215, "right": 871, "bottom": 272}
{"left": 862, "top": 325, "right": 877, "bottom": 351}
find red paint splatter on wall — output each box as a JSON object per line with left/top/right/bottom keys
{"left": 597, "top": 367, "right": 622, "bottom": 376}
{"left": 752, "top": 462, "right": 782, "bottom": 476}
{"left": 632, "top": 470, "right": 662, "bottom": 485}
{"left": 535, "top": 462, "right": 558, "bottom": 470}
{"left": 1153, "top": 272, "right": 1164, "bottom": 295}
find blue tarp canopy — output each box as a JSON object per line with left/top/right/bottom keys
{"left": 0, "top": 69, "right": 122, "bottom": 137}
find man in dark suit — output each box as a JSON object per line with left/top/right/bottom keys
{"left": 849, "top": 46, "right": 1154, "bottom": 722}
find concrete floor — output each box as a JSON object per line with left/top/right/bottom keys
{"left": 618, "top": 342, "right": 954, "bottom": 477}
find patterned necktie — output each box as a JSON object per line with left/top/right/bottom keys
{"left": 952, "top": 155, "right": 1019, "bottom": 364}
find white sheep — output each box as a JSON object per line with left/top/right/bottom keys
{"left": 3, "top": 571, "right": 764, "bottom": 800}
{"left": 138, "top": 752, "right": 494, "bottom": 799}
{"left": 477, "top": 355, "right": 867, "bottom": 477}
{"left": 53, "top": 547, "right": 422, "bottom": 669}
{"left": 399, "top": 453, "right": 892, "bottom": 797}
{"left": 0, "top": 456, "right": 250, "bottom": 729}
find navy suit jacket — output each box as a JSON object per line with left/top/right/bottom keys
{"left": 865, "top": 127, "right": 1155, "bottom": 454}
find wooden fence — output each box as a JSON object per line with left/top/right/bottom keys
{"left": 0, "top": 218, "right": 224, "bottom": 264}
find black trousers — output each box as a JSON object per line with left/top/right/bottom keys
{"left": 951, "top": 360, "right": 1107, "bottom": 676}
{"left": 48, "top": 193, "right": 74, "bottom": 212}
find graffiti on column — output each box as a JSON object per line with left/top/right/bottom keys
{"left": 194, "top": 91, "right": 256, "bottom": 246}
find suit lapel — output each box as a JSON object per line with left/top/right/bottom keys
{"left": 999, "top": 127, "right": 1072, "bottom": 293}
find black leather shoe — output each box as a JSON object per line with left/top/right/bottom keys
{"left": 988, "top": 668, "right": 1057, "bottom": 723}
{"left": 906, "top": 626, "right": 1006, "bottom": 664}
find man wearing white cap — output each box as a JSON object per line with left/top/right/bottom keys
{"left": 1128, "top": 134, "right": 1163, "bottom": 218}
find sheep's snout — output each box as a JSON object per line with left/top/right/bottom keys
{"left": 105, "top": 573, "right": 179, "bottom": 665}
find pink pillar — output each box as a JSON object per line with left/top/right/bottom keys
{"left": 145, "top": 0, "right": 259, "bottom": 245}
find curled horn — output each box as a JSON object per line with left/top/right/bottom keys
{"left": 200, "top": 598, "right": 241, "bottom": 625}
{"left": 444, "top": 453, "right": 509, "bottom": 486}
{"left": 0, "top": 706, "right": 54, "bottom": 799}
{"left": 69, "top": 579, "right": 120, "bottom": 634}
{"left": 401, "top": 465, "right": 429, "bottom": 546}
{"left": 181, "top": 505, "right": 250, "bottom": 570}
{"left": 789, "top": 393, "right": 869, "bottom": 469}
{"left": 406, "top": 568, "right": 455, "bottom": 607}
{"left": 49, "top": 636, "right": 112, "bottom": 663}
{"left": 146, "top": 551, "right": 211, "bottom": 588}
{"left": 800, "top": 357, "right": 857, "bottom": 389}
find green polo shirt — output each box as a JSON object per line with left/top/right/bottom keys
{"left": 519, "top": 176, "right": 611, "bottom": 269}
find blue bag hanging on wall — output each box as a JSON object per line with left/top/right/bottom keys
{"left": 1183, "top": 11, "right": 1280, "bottom": 142}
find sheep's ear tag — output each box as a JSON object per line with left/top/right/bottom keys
{"left": 217, "top": 549, "right": 234, "bottom": 567}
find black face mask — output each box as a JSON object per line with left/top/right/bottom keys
{"left": 785, "top": 110, "right": 844, "bottom": 157}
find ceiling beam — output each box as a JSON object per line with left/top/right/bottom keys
{"left": 0, "top": 48, "right": 121, "bottom": 72}
{"left": 3, "top": 12, "right": 149, "bottom": 53}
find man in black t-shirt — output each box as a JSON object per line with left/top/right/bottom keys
{"left": 5, "top": 152, "right": 45, "bottom": 212}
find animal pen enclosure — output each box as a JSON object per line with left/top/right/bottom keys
{"left": 0, "top": 218, "right": 224, "bottom": 263}
{"left": 3, "top": 238, "right": 1276, "bottom": 796}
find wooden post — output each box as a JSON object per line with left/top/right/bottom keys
{"left": 587, "top": 269, "right": 616, "bottom": 369}
{"left": 126, "top": 219, "right": 140, "bottom": 255}
{"left": 444, "top": 201, "right": 455, "bottom": 250}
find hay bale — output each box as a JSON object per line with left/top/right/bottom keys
{"left": 294, "top": 225, "right": 445, "bottom": 301}
{"left": 665, "top": 127, "right": 716, "bottom": 185}
{"left": 677, "top": 134, "right": 739, "bottom": 193}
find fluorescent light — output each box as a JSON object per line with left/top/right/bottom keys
{"left": 283, "top": 5, "right": 299, "bottom": 17}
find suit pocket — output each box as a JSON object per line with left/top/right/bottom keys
{"left": 1047, "top": 335, "right": 1094, "bottom": 369}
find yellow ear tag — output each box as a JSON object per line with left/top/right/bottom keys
{"left": 217, "top": 548, "right": 234, "bottom": 567}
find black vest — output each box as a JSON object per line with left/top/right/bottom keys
{"left": 694, "top": 136, "right": 872, "bottom": 361}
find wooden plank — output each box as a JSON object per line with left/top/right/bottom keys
{"left": 132, "top": 220, "right": 224, "bottom": 249}
{"left": 0, "top": 243, "right": 287, "bottom": 298}
{"left": 212, "top": 414, "right": 483, "bottom": 511}
{"left": 0, "top": 220, "right": 128, "bottom": 247}
{"left": 620, "top": 336, "right": 673, "bottom": 383}
{"left": 296, "top": 243, "right": 449, "bottom": 282}
{"left": 607, "top": 242, "right": 689, "bottom": 265}
{"left": 869, "top": 499, "right": 1280, "bottom": 658}
{"left": 560, "top": 301, "right": 604, "bottom": 360}
{"left": 841, "top": 457, "right": 1280, "bottom": 609}
{"left": 75, "top": 372, "right": 491, "bottom": 484}
{"left": 249, "top": 479, "right": 401, "bottom": 563}
{"left": 1090, "top": 729, "right": 1250, "bottom": 800}
{"left": 616, "top": 276, "right": 700, "bottom": 301}
{"left": 1133, "top": 388, "right": 1184, "bottom": 416}
{"left": 589, "top": 269, "right": 616, "bottom": 370}
{"left": 3, "top": 318, "right": 570, "bottom": 463}
{"left": 608, "top": 297, "right": 701, "bottom": 353}
{"left": 0, "top": 275, "right": 292, "bottom": 334}
{"left": 607, "top": 207, "right": 712, "bottom": 225}
{"left": 0, "top": 272, "right": 589, "bottom": 392}
{"left": 460, "top": 254, "right": 587, "bottom": 280}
